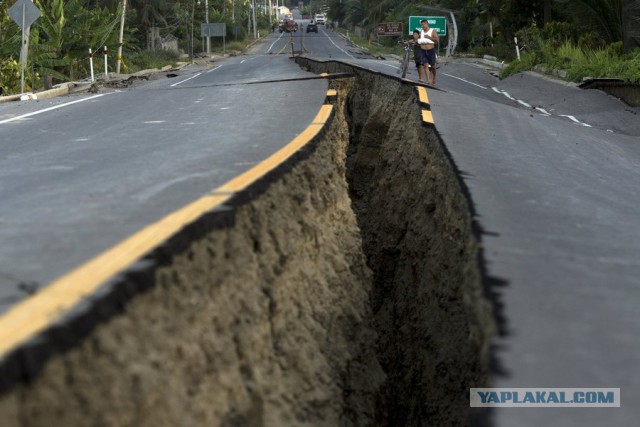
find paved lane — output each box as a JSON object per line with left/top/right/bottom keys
{"left": 258, "top": 21, "right": 367, "bottom": 61}
{"left": 423, "top": 63, "right": 640, "bottom": 426}
{"left": 0, "top": 56, "right": 328, "bottom": 312}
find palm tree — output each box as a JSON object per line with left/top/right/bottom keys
{"left": 557, "top": 0, "right": 640, "bottom": 50}
{"left": 31, "top": 0, "right": 121, "bottom": 82}
{"left": 480, "top": 0, "right": 502, "bottom": 43}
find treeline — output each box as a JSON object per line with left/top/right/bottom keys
{"left": 326, "top": 0, "right": 639, "bottom": 52}
{"left": 0, "top": 0, "right": 270, "bottom": 93}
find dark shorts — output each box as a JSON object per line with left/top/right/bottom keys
{"left": 420, "top": 48, "right": 437, "bottom": 66}
{"left": 415, "top": 59, "right": 422, "bottom": 68}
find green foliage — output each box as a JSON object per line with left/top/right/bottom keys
{"left": 1, "top": 0, "right": 637, "bottom": 91}
{"left": 557, "top": 0, "right": 640, "bottom": 51}
{"left": 0, "top": 0, "right": 122, "bottom": 92}
{"left": 501, "top": 36, "right": 640, "bottom": 83}
{"left": 224, "top": 41, "right": 247, "bottom": 52}
{"left": 124, "top": 49, "right": 180, "bottom": 72}
{"left": 476, "top": 40, "right": 518, "bottom": 61}
{"left": 300, "top": 0, "right": 325, "bottom": 15}
{"left": 0, "top": 57, "right": 24, "bottom": 94}
{"left": 501, "top": 52, "right": 537, "bottom": 78}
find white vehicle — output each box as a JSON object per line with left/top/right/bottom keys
{"left": 315, "top": 14, "right": 326, "bottom": 25}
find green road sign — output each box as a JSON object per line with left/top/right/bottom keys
{"left": 408, "top": 16, "right": 447, "bottom": 37}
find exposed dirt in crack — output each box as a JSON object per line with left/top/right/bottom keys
{"left": 299, "top": 59, "right": 495, "bottom": 426}
{"left": 0, "top": 59, "right": 494, "bottom": 427}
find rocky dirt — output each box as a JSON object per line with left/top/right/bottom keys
{"left": 0, "top": 60, "right": 494, "bottom": 426}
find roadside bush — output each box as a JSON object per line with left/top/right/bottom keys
{"left": 502, "top": 39, "right": 639, "bottom": 83}
{"left": 501, "top": 52, "right": 537, "bottom": 78}
{"left": 0, "top": 56, "right": 41, "bottom": 95}
{"left": 224, "top": 41, "right": 247, "bottom": 52}
{"left": 563, "top": 44, "right": 640, "bottom": 83}
{"left": 124, "top": 49, "right": 180, "bottom": 73}
{"left": 0, "top": 57, "right": 22, "bottom": 95}
{"left": 612, "top": 49, "right": 640, "bottom": 83}
{"left": 514, "top": 25, "right": 544, "bottom": 53}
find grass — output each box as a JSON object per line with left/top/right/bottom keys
{"left": 501, "top": 39, "right": 640, "bottom": 83}
{"left": 124, "top": 50, "right": 181, "bottom": 73}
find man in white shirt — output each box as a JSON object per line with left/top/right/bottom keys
{"left": 418, "top": 19, "right": 439, "bottom": 85}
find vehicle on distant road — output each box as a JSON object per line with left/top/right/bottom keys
{"left": 279, "top": 18, "right": 298, "bottom": 33}
{"left": 315, "top": 14, "right": 326, "bottom": 25}
{"left": 306, "top": 20, "right": 318, "bottom": 33}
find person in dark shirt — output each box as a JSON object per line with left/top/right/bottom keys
{"left": 411, "top": 29, "right": 426, "bottom": 83}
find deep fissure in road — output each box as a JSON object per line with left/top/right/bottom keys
{"left": 0, "top": 62, "right": 493, "bottom": 426}
{"left": 319, "top": 65, "right": 494, "bottom": 425}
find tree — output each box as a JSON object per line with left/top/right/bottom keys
{"left": 479, "top": 0, "right": 502, "bottom": 43}
{"left": 557, "top": 0, "right": 640, "bottom": 50}
{"left": 28, "top": 0, "right": 121, "bottom": 83}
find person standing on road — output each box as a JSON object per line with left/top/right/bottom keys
{"left": 411, "top": 30, "right": 426, "bottom": 83}
{"left": 418, "top": 19, "right": 439, "bottom": 85}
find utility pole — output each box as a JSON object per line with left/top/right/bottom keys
{"left": 116, "top": 0, "right": 127, "bottom": 76}
{"left": 252, "top": 0, "right": 257, "bottom": 39}
{"left": 205, "top": 0, "right": 210, "bottom": 54}
{"left": 190, "top": 0, "right": 195, "bottom": 61}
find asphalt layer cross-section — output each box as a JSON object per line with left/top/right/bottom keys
{"left": 0, "top": 56, "right": 328, "bottom": 313}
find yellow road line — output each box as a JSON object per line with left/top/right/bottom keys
{"left": 312, "top": 104, "right": 333, "bottom": 124}
{"left": 0, "top": 193, "right": 230, "bottom": 357}
{"left": 215, "top": 124, "right": 324, "bottom": 193}
{"left": 216, "top": 105, "right": 332, "bottom": 194}
{"left": 0, "top": 104, "right": 334, "bottom": 359}
{"left": 422, "top": 109, "right": 434, "bottom": 126}
{"left": 326, "top": 89, "right": 337, "bottom": 97}
{"left": 417, "top": 86, "right": 430, "bottom": 107}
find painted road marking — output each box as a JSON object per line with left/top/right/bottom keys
{"left": 0, "top": 94, "right": 107, "bottom": 124}
{"left": 376, "top": 61, "right": 400, "bottom": 71}
{"left": 170, "top": 72, "right": 202, "bottom": 87}
{"left": 206, "top": 65, "right": 223, "bottom": 73}
{"left": 266, "top": 33, "right": 285, "bottom": 54}
{"left": 312, "top": 104, "right": 333, "bottom": 124}
{"left": 216, "top": 105, "right": 333, "bottom": 194}
{"left": 443, "top": 73, "right": 486, "bottom": 89}
{"left": 417, "top": 86, "right": 430, "bottom": 107}
{"left": 422, "top": 109, "right": 434, "bottom": 126}
{"left": 560, "top": 114, "right": 592, "bottom": 127}
{"left": 491, "top": 87, "right": 593, "bottom": 126}
{"left": 322, "top": 28, "right": 355, "bottom": 59}
{"left": 500, "top": 90, "right": 516, "bottom": 100}
{"left": 0, "top": 193, "right": 231, "bottom": 359}
{"left": 0, "top": 103, "right": 335, "bottom": 360}
{"left": 240, "top": 57, "right": 259, "bottom": 64}
{"left": 326, "top": 89, "right": 337, "bottom": 97}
